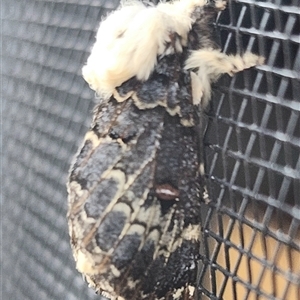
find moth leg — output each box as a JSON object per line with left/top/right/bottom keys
{"left": 185, "top": 49, "right": 264, "bottom": 106}
{"left": 185, "top": 49, "right": 264, "bottom": 78}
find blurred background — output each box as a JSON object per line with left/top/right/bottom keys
{"left": 2, "top": 0, "right": 300, "bottom": 299}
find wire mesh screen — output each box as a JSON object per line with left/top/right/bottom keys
{"left": 2, "top": 0, "right": 299, "bottom": 300}
{"left": 198, "top": 1, "right": 300, "bottom": 299}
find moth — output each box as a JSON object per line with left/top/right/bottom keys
{"left": 67, "top": 0, "right": 264, "bottom": 299}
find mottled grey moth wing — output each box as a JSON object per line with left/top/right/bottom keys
{"left": 67, "top": 2, "right": 216, "bottom": 299}
{"left": 67, "top": 58, "right": 205, "bottom": 299}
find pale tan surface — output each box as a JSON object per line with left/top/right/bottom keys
{"left": 201, "top": 214, "right": 300, "bottom": 300}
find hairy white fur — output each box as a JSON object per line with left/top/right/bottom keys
{"left": 185, "top": 49, "right": 265, "bottom": 107}
{"left": 82, "top": 0, "right": 207, "bottom": 97}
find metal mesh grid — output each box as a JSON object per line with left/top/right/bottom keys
{"left": 199, "top": 0, "right": 300, "bottom": 299}
{"left": 2, "top": 1, "right": 299, "bottom": 300}
{"left": 2, "top": 1, "right": 117, "bottom": 299}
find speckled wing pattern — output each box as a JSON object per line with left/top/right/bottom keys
{"left": 68, "top": 54, "right": 205, "bottom": 299}
{"left": 67, "top": 0, "right": 263, "bottom": 299}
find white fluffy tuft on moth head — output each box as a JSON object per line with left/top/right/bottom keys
{"left": 82, "top": 0, "right": 207, "bottom": 98}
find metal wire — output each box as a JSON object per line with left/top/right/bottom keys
{"left": 2, "top": 0, "right": 299, "bottom": 299}
{"left": 200, "top": 0, "right": 300, "bottom": 299}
